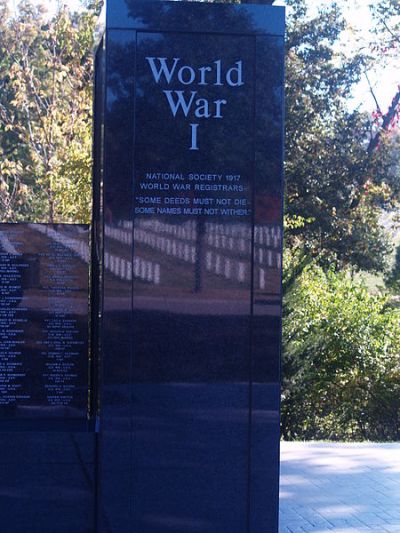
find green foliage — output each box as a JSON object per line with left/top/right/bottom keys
{"left": 281, "top": 0, "right": 400, "bottom": 442}
{"left": 282, "top": 262, "right": 400, "bottom": 441}
{"left": 285, "top": 0, "right": 400, "bottom": 273}
{"left": 0, "top": 0, "right": 97, "bottom": 222}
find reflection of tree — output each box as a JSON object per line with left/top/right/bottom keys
{"left": 105, "top": 35, "right": 136, "bottom": 220}
{"left": 125, "top": 1, "right": 259, "bottom": 35}
{"left": 255, "top": 36, "right": 284, "bottom": 203}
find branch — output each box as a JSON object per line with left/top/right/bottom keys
{"left": 348, "top": 87, "right": 400, "bottom": 210}
{"left": 367, "top": 87, "right": 400, "bottom": 155}
{"left": 365, "top": 70, "right": 382, "bottom": 116}
{"left": 382, "top": 18, "right": 400, "bottom": 47}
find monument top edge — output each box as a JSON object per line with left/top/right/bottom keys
{"left": 95, "top": 0, "right": 284, "bottom": 39}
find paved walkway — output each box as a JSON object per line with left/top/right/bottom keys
{"left": 279, "top": 441, "right": 400, "bottom": 532}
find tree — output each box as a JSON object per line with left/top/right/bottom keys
{"left": 282, "top": 1, "right": 400, "bottom": 443}
{"left": 285, "top": 0, "right": 400, "bottom": 273}
{"left": 0, "top": 0, "right": 98, "bottom": 223}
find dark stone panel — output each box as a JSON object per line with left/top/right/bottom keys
{"left": 98, "top": 28, "right": 136, "bottom": 531}
{"left": 132, "top": 384, "right": 249, "bottom": 533}
{"left": 250, "top": 34, "right": 284, "bottom": 532}
{"left": 107, "top": 0, "right": 285, "bottom": 36}
{"left": 0, "top": 435, "right": 95, "bottom": 532}
{"left": 95, "top": 3, "right": 285, "bottom": 532}
{"left": 0, "top": 223, "right": 90, "bottom": 428}
{"left": 249, "top": 385, "right": 281, "bottom": 533}
{"left": 133, "top": 29, "right": 254, "bottom": 375}
{"left": 91, "top": 37, "right": 106, "bottom": 423}
{"left": 131, "top": 29, "right": 255, "bottom": 532}
{"left": 0, "top": 223, "right": 95, "bottom": 531}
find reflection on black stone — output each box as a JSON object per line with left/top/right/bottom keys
{"left": 119, "top": 0, "right": 281, "bottom": 36}
{"left": 131, "top": 31, "right": 254, "bottom": 386}
{"left": 0, "top": 223, "right": 89, "bottom": 423}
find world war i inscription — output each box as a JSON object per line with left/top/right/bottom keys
{"left": 134, "top": 34, "right": 254, "bottom": 223}
{"left": 0, "top": 223, "right": 89, "bottom": 423}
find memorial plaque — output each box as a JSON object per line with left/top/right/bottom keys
{"left": 134, "top": 35, "right": 253, "bottom": 223}
{"left": 0, "top": 223, "right": 90, "bottom": 426}
{"left": 94, "top": 1, "right": 284, "bottom": 532}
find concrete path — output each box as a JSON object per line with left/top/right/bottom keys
{"left": 279, "top": 441, "right": 400, "bottom": 532}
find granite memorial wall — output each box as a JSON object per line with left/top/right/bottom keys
{"left": 0, "top": 223, "right": 95, "bottom": 532}
{"left": 93, "top": 1, "right": 285, "bottom": 532}
{"left": 0, "top": 223, "right": 90, "bottom": 427}
{"left": 0, "top": 1, "right": 284, "bottom": 531}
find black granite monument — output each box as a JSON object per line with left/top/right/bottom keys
{"left": 93, "top": 1, "right": 284, "bottom": 532}
{"left": 0, "top": 1, "right": 284, "bottom": 531}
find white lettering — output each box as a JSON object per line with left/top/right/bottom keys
{"left": 178, "top": 66, "right": 196, "bottom": 85}
{"left": 199, "top": 66, "right": 212, "bottom": 85}
{"left": 194, "top": 99, "right": 211, "bottom": 119}
{"left": 214, "top": 99, "right": 227, "bottom": 118}
{"left": 146, "top": 57, "right": 180, "bottom": 84}
{"left": 226, "top": 61, "right": 244, "bottom": 87}
{"left": 163, "top": 90, "right": 197, "bottom": 117}
{"left": 190, "top": 123, "right": 199, "bottom": 151}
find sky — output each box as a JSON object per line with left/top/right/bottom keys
{"left": 7, "top": 0, "right": 400, "bottom": 115}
